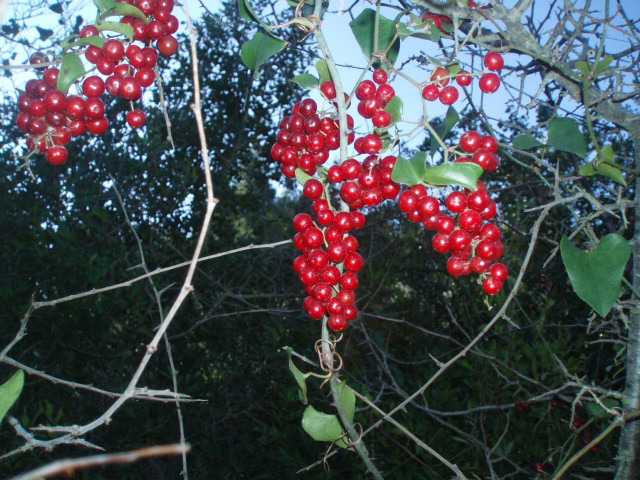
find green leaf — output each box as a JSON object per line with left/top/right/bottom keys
{"left": 423, "top": 162, "right": 483, "bottom": 190}
{"left": 392, "top": 151, "right": 428, "bottom": 185}
{"left": 57, "top": 53, "right": 86, "bottom": 94}
{"left": 349, "top": 9, "right": 401, "bottom": 66}
{"left": 290, "top": 74, "right": 319, "bottom": 89}
{"left": 284, "top": 347, "right": 308, "bottom": 404}
{"left": 548, "top": 117, "right": 587, "bottom": 158}
{"left": 579, "top": 162, "right": 626, "bottom": 187}
{"left": 594, "top": 55, "right": 614, "bottom": 76}
{"left": 237, "top": 0, "right": 260, "bottom": 23}
{"left": 575, "top": 61, "right": 590, "bottom": 77}
{"left": 65, "top": 36, "right": 106, "bottom": 50}
{"left": 240, "top": 31, "right": 287, "bottom": 75}
{"left": 96, "top": 21, "right": 135, "bottom": 41}
{"left": 560, "top": 234, "right": 631, "bottom": 317}
{"left": 295, "top": 168, "right": 314, "bottom": 187}
{"left": 430, "top": 106, "right": 460, "bottom": 155}
{"left": 513, "top": 135, "right": 543, "bottom": 150}
{"left": 336, "top": 382, "right": 355, "bottom": 424}
{"left": 396, "top": 21, "right": 440, "bottom": 41}
{"left": 586, "top": 398, "right": 621, "bottom": 419}
{"left": 93, "top": 0, "right": 147, "bottom": 22}
{"left": 301, "top": 382, "right": 356, "bottom": 449}
{"left": 0, "top": 370, "right": 24, "bottom": 424}
{"left": 384, "top": 96, "right": 403, "bottom": 125}
{"left": 315, "top": 59, "right": 331, "bottom": 84}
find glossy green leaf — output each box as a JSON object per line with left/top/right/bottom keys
{"left": 384, "top": 96, "right": 403, "bottom": 125}
{"left": 315, "top": 59, "right": 331, "bottom": 84}
{"left": 285, "top": 347, "right": 308, "bottom": 404}
{"left": 392, "top": 151, "right": 428, "bottom": 185}
{"left": 423, "top": 162, "right": 483, "bottom": 190}
{"left": 548, "top": 117, "right": 586, "bottom": 158}
{"left": 513, "top": 134, "right": 543, "bottom": 150}
{"left": 560, "top": 234, "right": 631, "bottom": 317}
{"left": 238, "top": 0, "right": 260, "bottom": 22}
{"left": 93, "top": 0, "right": 147, "bottom": 22}
{"left": 96, "top": 21, "right": 135, "bottom": 41}
{"left": 241, "top": 31, "right": 287, "bottom": 75}
{"left": 290, "top": 74, "right": 319, "bottom": 89}
{"left": 430, "top": 106, "right": 460, "bottom": 155}
{"left": 301, "top": 382, "right": 355, "bottom": 449}
{"left": 579, "top": 162, "right": 626, "bottom": 187}
{"left": 57, "top": 53, "right": 86, "bottom": 94}
{"left": 349, "top": 9, "right": 401, "bottom": 66}
{"left": 0, "top": 370, "right": 24, "bottom": 424}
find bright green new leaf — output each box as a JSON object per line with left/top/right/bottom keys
{"left": 0, "top": 370, "right": 24, "bottom": 424}
{"left": 579, "top": 162, "right": 626, "bottom": 187}
{"left": 560, "top": 234, "right": 631, "bottom": 317}
{"left": 241, "top": 31, "right": 287, "bottom": 75}
{"left": 291, "top": 74, "right": 319, "bottom": 89}
{"left": 423, "top": 162, "right": 483, "bottom": 190}
{"left": 284, "top": 347, "right": 308, "bottom": 404}
{"left": 57, "top": 53, "right": 86, "bottom": 94}
{"left": 513, "top": 135, "right": 543, "bottom": 150}
{"left": 93, "top": 0, "right": 147, "bottom": 22}
{"left": 392, "top": 152, "right": 428, "bottom": 185}
{"left": 96, "top": 21, "right": 135, "bottom": 41}
{"left": 384, "top": 96, "right": 403, "bottom": 125}
{"left": 548, "top": 117, "right": 587, "bottom": 158}
{"left": 350, "top": 9, "right": 401, "bottom": 66}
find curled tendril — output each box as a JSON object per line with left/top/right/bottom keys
{"left": 314, "top": 336, "right": 344, "bottom": 386}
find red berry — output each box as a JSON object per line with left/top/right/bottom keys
{"left": 459, "top": 130, "right": 482, "bottom": 153}
{"left": 86, "top": 117, "right": 108, "bottom": 135}
{"left": 303, "top": 178, "right": 324, "bottom": 200}
{"left": 482, "top": 277, "right": 503, "bottom": 295}
{"left": 84, "top": 97, "right": 105, "bottom": 120}
{"left": 490, "top": 263, "right": 509, "bottom": 281}
{"left": 445, "top": 191, "right": 467, "bottom": 213}
{"left": 372, "top": 110, "right": 392, "bottom": 128}
{"left": 484, "top": 51, "right": 504, "bottom": 71}
{"left": 46, "top": 146, "right": 68, "bottom": 165}
{"left": 320, "top": 81, "right": 336, "bottom": 100}
{"left": 351, "top": 211, "right": 366, "bottom": 229}
{"left": 356, "top": 80, "right": 376, "bottom": 100}
{"left": 103, "top": 39, "right": 125, "bottom": 62}
{"left": 80, "top": 25, "right": 99, "bottom": 38}
{"left": 375, "top": 84, "right": 395, "bottom": 104}
{"left": 157, "top": 34, "right": 179, "bottom": 56}
{"left": 119, "top": 77, "right": 143, "bottom": 100}
{"left": 328, "top": 314, "right": 348, "bottom": 332}
{"left": 430, "top": 67, "right": 450, "bottom": 87}
{"left": 372, "top": 69, "right": 388, "bottom": 84}
{"left": 422, "top": 84, "right": 440, "bottom": 101}
{"left": 439, "top": 85, "right": 459, "bottom": 105}
{"left": 127, "top": 109, "right": 147, "bottom": 128}
{"left": 344, "top": 252, "right": 364, "bottom": 272}
{"left": 456, "top": 70, "right": 472, "bottom": 87}
{"left": 82, "top": 75, "right": 105, "bottom": 97}
{"left": 479, "top": 72, "right": 501, "bottom": 93}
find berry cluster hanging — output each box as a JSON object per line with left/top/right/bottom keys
{"left": 14, "top": 0, "right": 180, "bottom": 165}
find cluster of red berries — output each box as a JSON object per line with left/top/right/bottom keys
{"left": 293, "top": 206, "right": 366, "bottom": 332}
{"left": 328, "top": 155, "right": 401, "bottom": 209}
{"left": 421, "top": 51, "right": 505, "bottom": 105}
{"left": 13, "top": 0, "right": 179, "bottom": 165}
{"left": 398, "top": 181, "right": 508, "bottom": 295}
{"left": 456, "top": 129, "right": 500, "bottom": 171}
{"left": 271, "top": 98, "right": 353, "bottom": 178}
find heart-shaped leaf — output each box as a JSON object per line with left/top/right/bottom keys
{"left": 548, "top": 117, "right": 587, "bottom": 158}
{"left": 96, "top": 21, "right": 135, "bottom": 41}
{"left": 301, "top": 382, "right": 355, "bottom": 449}
{"left": 93, "top": 0, "right": 148, "bottom": 22}
{"left": 384, "top": 96, "right": 403, "bottom": 125}
{"left": 0, "top": 370, "right": 24, "bottom": 424}
{"left": 315, "top": 59, "right": 331, "bottom": 84}
{"left": 349, "top": 9, "right": 401, "bottom": 66}
{"left": 560, "top": 234, "right": 631, "bottom": 316}
{"left": 241, "top": 31, "right": 287, "bottom": 75}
